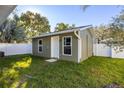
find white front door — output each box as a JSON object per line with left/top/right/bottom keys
{"left": 51, "top": 36, "right": 59, "bottom": 58}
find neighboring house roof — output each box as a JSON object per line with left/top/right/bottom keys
{"left": 0, "top": 5, "right": 16, "bottom": 26}
{"left": 32, "top": 25, "right": 92, "bottom": 39}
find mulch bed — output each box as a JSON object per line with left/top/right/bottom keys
{"left": 104, "top": 83, "right": 122, "bottom": 88}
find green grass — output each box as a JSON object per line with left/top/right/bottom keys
{"left": 0, "top": 54, "right": 124, "bottom": 88}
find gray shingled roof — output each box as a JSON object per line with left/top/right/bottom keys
{"left": 32, "top": 25, "right": 92, "bottom": 39}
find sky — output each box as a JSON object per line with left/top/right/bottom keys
{"left": 15, "top": 5, "right": 123, "bottom": 32}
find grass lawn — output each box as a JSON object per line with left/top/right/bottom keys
{"left": 0, "top": 54, "right": 124, "bottom": 88}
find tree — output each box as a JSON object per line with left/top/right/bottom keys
{"left": 0, "top": 14, "right": 26, "bottom": 43}
{"left": 107, "top": 12, "right": 124, "bottom": 51}
{"left": 55, "top": 23, "right": 75, "bottom": 31}
{"left": 20, "top": 11, "right": 50, "bottom": 39}
{"left": 80, "top": 5, "right": 90, "bottom": 11}
{"left": 91, "top": 10, "right": 124, "bottom": 52}
{"left": 92, "top": 25, "right": 110, "bottom": 43}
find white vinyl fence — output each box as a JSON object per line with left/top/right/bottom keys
{"left": 0, "top": 43, "right": 32, "bottom": 56}
{"left": 1, "top": 43, "right": 124, "bottom": 59}
{"left": 94, "top": 44, "right": 124, "bottom": 59}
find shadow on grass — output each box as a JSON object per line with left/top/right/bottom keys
{"left": 0, "top": 55, "right": 124, "bottom": 88}
{"left": 0, "top": 55, "right": 32, "bottom": 88}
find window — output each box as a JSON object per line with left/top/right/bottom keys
{"left": 38, "top": 39, "right": 43, "bottom": 52}
{"left": 63, "top": 36, "right": 72, "bottom": 55}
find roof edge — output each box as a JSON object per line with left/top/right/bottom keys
{"left": 32, "top": 25, "right": 92, "bottom": 39}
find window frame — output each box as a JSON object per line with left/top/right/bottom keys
{"left": 38, "top": 39, "right": 43, "bottom": 53}
{"left": 62, "top": 36, "right": 72, "bottom": 56}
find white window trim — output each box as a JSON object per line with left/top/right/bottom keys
{"left": 62, "top": 36, "right": 72, "bottom": 56}
{"left": 38, "top": 39, "right": 43, "bottom": 53}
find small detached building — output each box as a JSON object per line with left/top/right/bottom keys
{"left": 32, "top": 25, "right": 94, "bottom": 63}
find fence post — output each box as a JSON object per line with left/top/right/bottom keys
{"left": 110, "top": 45, "right": 112, "bottom": 58}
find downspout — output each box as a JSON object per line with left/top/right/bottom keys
{"left": 74, "top": 30, "right": 81, "bottom": 63}
{"left": 74, "top": 30, "right": 81, "bottom": 40}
